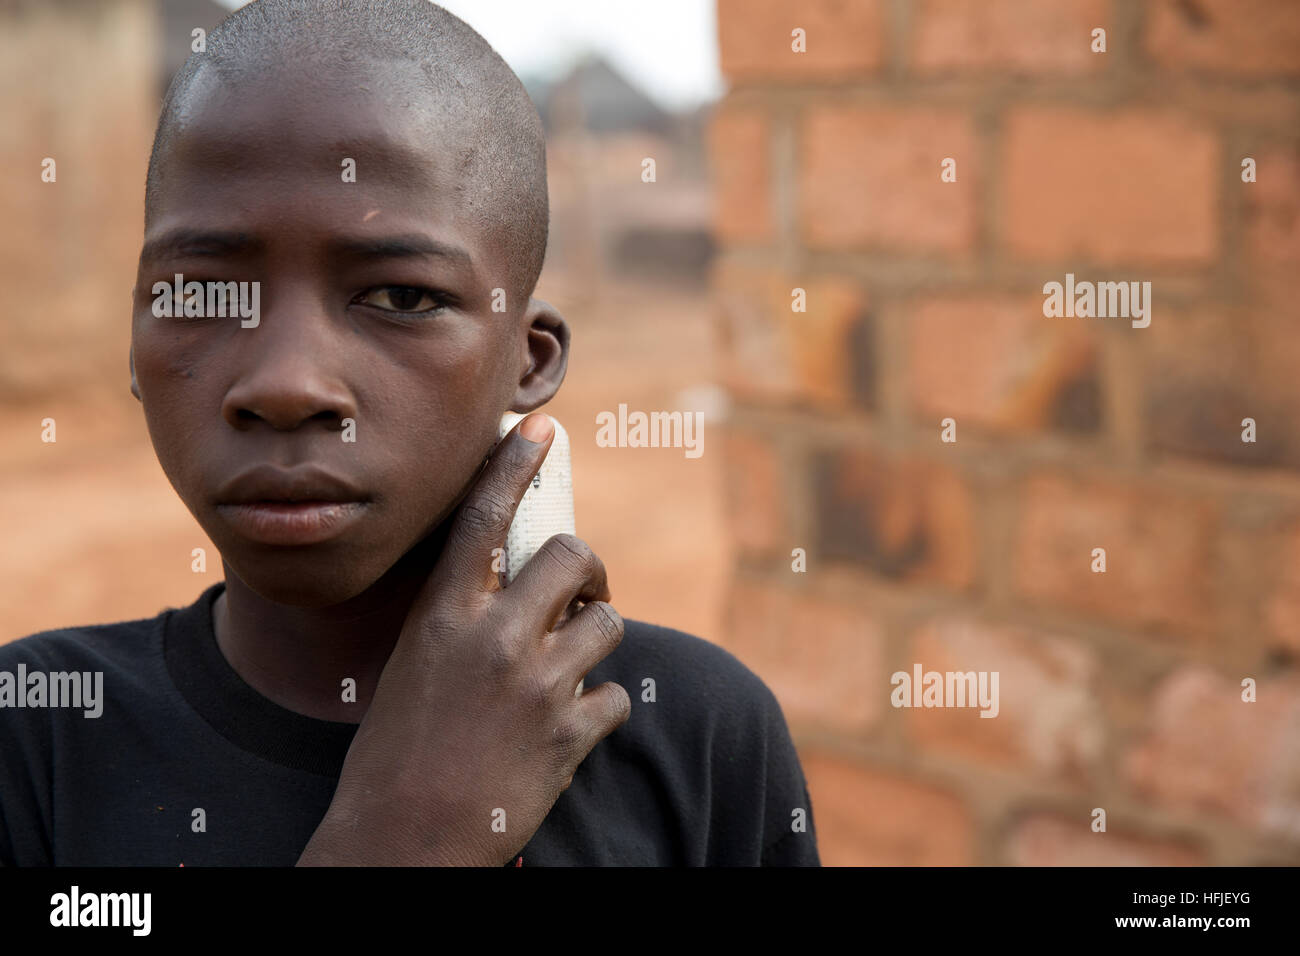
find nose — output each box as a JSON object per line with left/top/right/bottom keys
{"left": 221, "top": 294, "right": 359, "bottom": 432}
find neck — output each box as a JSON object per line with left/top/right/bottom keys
{"left": 211, "top": 525, "right": 451, "bottom": 723}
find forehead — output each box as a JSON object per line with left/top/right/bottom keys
{"left": 150, "top": 57, "right": 485, "bottom": 249}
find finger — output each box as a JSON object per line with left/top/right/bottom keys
{"left": 572, "top": 680, "right": 632, "bottom": 750}
{"left": 549, "top": 600, "right": 624, "bottom": 682}
{"left": 434, "top": 413, "right": 554, "bottom": 597}
{"left": 504, "top": 533, "right": 610, "bottom": 633}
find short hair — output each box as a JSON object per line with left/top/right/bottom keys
{"left": 145, "top": 0, "right": 549, "bottom": 302}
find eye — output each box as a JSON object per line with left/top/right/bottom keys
{"left": 147, "top": 277, "right": 233, "bottom": 320}
{"left": 354, "top": 285, "right": 448, "bottom": 314}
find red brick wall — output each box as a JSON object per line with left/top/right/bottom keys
{"left": 710, "top": 0, "right": 1300, "bottom": 865}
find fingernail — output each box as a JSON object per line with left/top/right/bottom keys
{"left": 520, "top": 413, "right": 553, "bottom": 444}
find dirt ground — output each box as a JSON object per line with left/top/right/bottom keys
{"left": 0, "top": 273, "right": 730, "bottom": 648}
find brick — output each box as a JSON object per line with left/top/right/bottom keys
{"left": 1012, "top": 472, "right": 1218, "bottom": 637}
{"left": 1146, "top": 0, "right": 1300, "bottom": 76}
{"left": 714, "top": 262, "right": 873, "bottom": 410}
{"left": 708, "top": 108, "right": 773, "bottom": 243}
{"left": 812, "top": 446, "right": 977, "bottom": 590}
{"left": 900, "top": 617, "right": 1104, "bottom": 781}
{"left": 785, "top": 277, "right": 874, "bottom": 409}
{"left": 718, "top": 0, "right": 884, "bottom": 81}
{"left": 1142, "top": 291, "right": 1300, "bottom": 470}
{"left": 912, "top": 0, "right": 1108, "bottom": 75}
{"left": 800, "top": 106, "right": 978, "bottom": 254}
{"left": 800, "top": 753, "right": 975, "bottom": 865}
{"left": 1001, "top": 108, "right": 1218, "bottom": 264}
{"left": 721, "top": 428, "right": 786, "bottom": 561}
{"left": 1265, "top": 522, "right": 1300, "bottom": 655}
{"left": 714, "top": 263, "right": 790, "bottom": 404}
{"left": 720, "top": 578, "right": 887, "bottom": 736}
{"left": 1006, "top": 814, "right": 1205, "bottom": 866}
{"left": 1244, "top": 146, "right": 1300, "bottom": 270}
{"left": 906, "top": 295, "right": 1101, "bottom": 434}
{"left": 1124, "top": 667, "right": 1300, "bottom": 837}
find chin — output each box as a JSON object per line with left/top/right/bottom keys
{"left": 222, "top": 547, "right": 399, "bottom": 609}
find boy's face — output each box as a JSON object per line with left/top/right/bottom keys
{"left": 130, "top": 59, "right": 564, "bottom": 607}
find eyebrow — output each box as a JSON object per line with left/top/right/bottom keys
{"left": 139, "top": 229, "right": 261, "bottom": 263}
{"left": 327, "top": 234, "right": 474, "bottom": 270}
{"left": 139, "top": 229, "right": 475, "bottom": 273}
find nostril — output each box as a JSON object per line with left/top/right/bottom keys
{"left": 1174, "top": 0, "right": 1209, "bottom": 28}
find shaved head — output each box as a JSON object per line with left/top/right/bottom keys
{"left": 146, "top": 0, "right": 549, "bottom": 301}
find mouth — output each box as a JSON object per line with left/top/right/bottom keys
{"left": 215, "top": 500, "right": 369, "bottom": 546}
{"left": 215, "top": 465, "right": 372, "bottom": 546}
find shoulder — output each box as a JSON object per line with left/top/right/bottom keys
{"left": 591, "top": 615, "right": 798, "bottom": 772}
{"left": 601, "top": 617, "right": 783, "bottom": 722}
{"left": 0, "top": 603, "right": 176, "bottom": 708}
{"left": 589, "top": 618, "right": 820, "bottom": 865}
{"left": 0, "top": 608, "right": 166, "bottom": 670}
{"left": 0, "top": 612, "right": 172, "bottom": 866}
{"left": 612, "top": 617, "right": 759, "bottom": 680}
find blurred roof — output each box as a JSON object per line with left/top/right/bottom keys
{"left": 527, "top": 53, "right": 672, "bottom": 136}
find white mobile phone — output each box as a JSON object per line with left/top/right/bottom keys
{"left": 496, "top": 411, "right": 582, "bottom": 695}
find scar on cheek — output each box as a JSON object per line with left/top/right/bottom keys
{"left": 363, "top": 209, "right": 380, "bottom": 222}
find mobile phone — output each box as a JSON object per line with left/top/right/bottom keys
{"left": 496, "top": 411, "right": 583, "bottom": 695}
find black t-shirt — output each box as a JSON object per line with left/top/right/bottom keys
{"left": 0, "top": 582, "right": 819, "bottom": 866}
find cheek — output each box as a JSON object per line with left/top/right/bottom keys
{"left": 132, "top": 317, "right": 205, "bottom": 398}
{"left": 132, "top": 330, "right": 214, "bottom": 498}
{"left": 377, "top": 330, "right": 513, "bottom": 520}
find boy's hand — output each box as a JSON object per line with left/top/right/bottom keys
{"left": 297, "top": 414, "right": 631, "bottom": 866}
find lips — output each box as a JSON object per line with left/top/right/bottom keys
{"left": 215, "top": 465, "right": 371, "bottom": 546}
{"left": 216, "top": 464, "right": 369, "bottom": 505}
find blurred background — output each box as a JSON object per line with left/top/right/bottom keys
{"left": 1, "top": 0, "right": 1298, "bottom": 865}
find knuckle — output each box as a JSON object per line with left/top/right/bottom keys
{"left": 484, "top": 632, "right": 522, "bottom": 677}
{"left": 586, "top": 601, "right": 624, "bottom": 652}
{"left": 612, "top": 683, "right": 633, "bottom": 722}
{"left": 602, "top": 682, "right": 632, "bottom": 727}
{"left": 457, "top": 493, "right": 515, "bottom": 540}
{"left": 543, "top": 534, "right": 597, "bottom": 576}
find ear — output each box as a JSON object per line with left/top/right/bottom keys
{"left": 509, "top": 297, "right": 569, "bottom": 412}
{"left": 129, "top": 345, "right": 141, "bottom": 401}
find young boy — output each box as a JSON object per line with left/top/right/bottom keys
{"left": 0, "top": 0, "right": 819, "bottom": 866}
